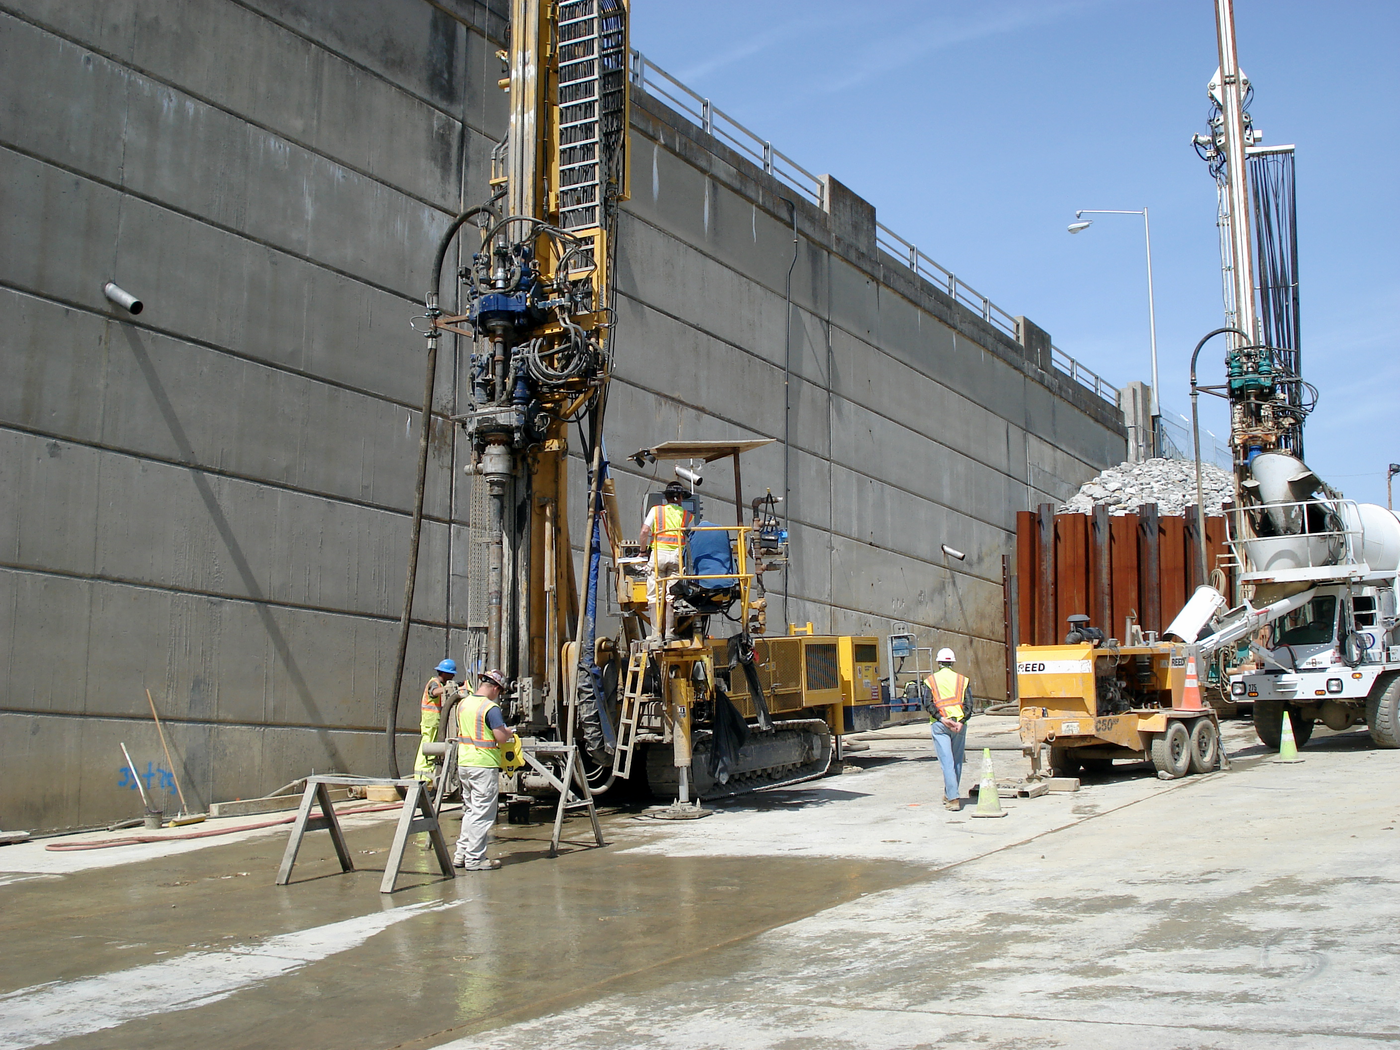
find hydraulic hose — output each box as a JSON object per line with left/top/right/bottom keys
{"left": 385, "top": 199, "right": 500, "bottom": 778}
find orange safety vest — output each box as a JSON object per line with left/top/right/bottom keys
{"left": 925, "top": 668, "right": 969, "bottom": 722}
{"left": 645, "top": 503, "right": 693, "bottom": 549}
{"left": 421, "top": 676, "right": 448, "bottom": 714}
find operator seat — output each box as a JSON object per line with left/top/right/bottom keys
{"left": 674, "top": 520, "right": 739, "bottom": 616}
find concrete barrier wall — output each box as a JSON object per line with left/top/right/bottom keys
{"left": 0, "top": 0, "right": 1122, "bottom": 830}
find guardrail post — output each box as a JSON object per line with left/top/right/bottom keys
{"left": 763, "top": 141, "right": 773, "bottom": 174}
{"left": 909, "top": 245, "right": 918, "bottom": 271}
{"left": 947, "top": 273, "right": 956, "bottom": 298}
{"left": 702, "top": 98, "right": 712, "bottom": 135}
{"left": 982, "top": 297, "right": 990, "bottom": 322}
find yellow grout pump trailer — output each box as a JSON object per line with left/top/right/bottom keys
{"left": 1016, "top": 638, "right": 1223, "bottom": 780}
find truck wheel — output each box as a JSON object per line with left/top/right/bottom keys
{"left": 1150, "top": 722, "right": 1191, "bottom": 779}
{"left": 1048, "top": 746, "right": 1081, "bottom": 777}
{"left": 1289, "top": 708, "right": 1315, "bottom": 748}
{"left": 1254, "top": 700, "right": 1312, "bottom": 751}
{"left": 1366, "top": 674, "right": 1400, "bottom": 748}
{"left": 1188, "top": 718, "right": 1220, "bottom": 773}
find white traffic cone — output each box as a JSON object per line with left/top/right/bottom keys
{"left": 1274, "top": 710, "right": 1304, "bottom": 764}
{"left": 971, "top": 747, "right": 1007, "bottom": 819}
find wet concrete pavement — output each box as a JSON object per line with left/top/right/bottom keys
{"left": 3, "top": 718, "right": 1398, "bottom": 1049}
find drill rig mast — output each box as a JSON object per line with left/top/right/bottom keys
{"left": 394, "top": 2, "right": 861, "bottom": 800}
{"left": 1178, "top": 1, "right": 1400, "bottom": 753}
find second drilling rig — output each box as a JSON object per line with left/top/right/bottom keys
{"left": 1179, "top": 0, "right": 1400, "bottom": 752}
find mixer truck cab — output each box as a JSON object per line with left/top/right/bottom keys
{"left": 1233, "top": 580, "right": 1400, "bottom": 749}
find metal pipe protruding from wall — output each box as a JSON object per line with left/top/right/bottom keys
{"left": 102, "top": 281, "right": 143, "bottom": 315}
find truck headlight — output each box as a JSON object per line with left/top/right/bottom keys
{"left": 1231, "top": 681, "right": 1247, "bottom": 696}
{"left": 1326, "top": 678, "right": 1343, "bottom": 694}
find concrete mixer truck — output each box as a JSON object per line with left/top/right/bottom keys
{"left": 1170, "top": 2, "right": 1400, "bottom": 753}
{"left": 1168, "top": 452, "right": 1400, "bottom": 751}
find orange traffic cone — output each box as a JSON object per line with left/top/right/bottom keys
{"left": 1177, "top": 647, "right": 1205, "bottom": 712}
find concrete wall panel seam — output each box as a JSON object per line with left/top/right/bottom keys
{"left": 0, "top": 560, "right": 468, "bottom": 632}
{"left": 0, "top": 5, "right": 479, "bottom": 215}
{"left": 597, "top": 436, "right": 1011, "bottom": 576}
{"left": 0, "top": 143, "right": 426, "bottom": 305}
{"left": 0, "top": 416, "right": 461, "bottom": 526}
{"left": 0, "top": 281, "right": 446, "bottom": 420}
{"left": 0, "top": 705, "right": 401, "bottom": 736}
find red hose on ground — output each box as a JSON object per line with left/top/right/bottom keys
{"left": 44, "top": 803, "right": 406, "bottom": 852}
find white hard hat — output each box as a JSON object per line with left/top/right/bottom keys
{"left": 936, "top": 647, "right": 956, "bottom": 663}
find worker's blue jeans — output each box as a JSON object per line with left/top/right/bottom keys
{"left": 930, "top": 720, "right": 966, "bottom": 801}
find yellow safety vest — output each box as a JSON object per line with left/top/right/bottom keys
{"left": 645, "top": 503, "right": 693, "bottom": 549}
{"left": 925, "top": 668, "right": 969, "bottom": 722}
{"left": 457, "top": 691, "right": 504, "bottom": 769}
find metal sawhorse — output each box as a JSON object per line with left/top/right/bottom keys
{"left": 519, "top": 743, "right": 605, "bottom": 857}
{"left": 275, "top": 776, "right": 455, "bottom": 893}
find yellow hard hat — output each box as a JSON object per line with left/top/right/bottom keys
{"left": 501, "top": 733, "right": 525, "bottom": 773}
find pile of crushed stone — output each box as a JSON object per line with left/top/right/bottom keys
{"left": 1059, "top": 458, "right": 1234, "bottom": 517}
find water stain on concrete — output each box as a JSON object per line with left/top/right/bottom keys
{"left": 0, "top": 812, "right": 926, "bottom": 1050}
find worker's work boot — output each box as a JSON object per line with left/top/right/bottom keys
{"left": 462, "top": 859, "right": 501, "bottom": 871}
{"left": 944, "top": 797, "right": 961, "bottom": 812}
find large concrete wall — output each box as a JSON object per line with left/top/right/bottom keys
{"left": 0, "top": 0, "right": 1122, "bottom": 831}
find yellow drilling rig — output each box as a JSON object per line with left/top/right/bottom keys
{"left": 388, "top": 0, "right": 883, "bottom": 813}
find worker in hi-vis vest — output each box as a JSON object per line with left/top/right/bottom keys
{"left": 924, "top": 647, "right": 972, "bottom": 811}
{"left": 639, "top": 481, "right": 694, "bottom": 640}
{"left": 453, "top": 669, "right": 512, "bottom": 871}
{"left": 414, "top": 658, "right": 461, "bottom": 784}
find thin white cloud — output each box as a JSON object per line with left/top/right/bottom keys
{"left": 675, "top": 16, "right": 837, "bottom": 82}
{"left": 814, "top": 0, "right": 1105, "bottom": 98}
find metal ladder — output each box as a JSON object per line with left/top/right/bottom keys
{"left": 611, "top": 650, "right": 648, "bottom": 778}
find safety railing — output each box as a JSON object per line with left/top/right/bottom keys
{"left": 629, "top": 49, "right": 1118, "bottom": 408}
{"left": 1228, "top": 499, "right": 1362, "bottom": 579}
{"left": 1049, "top": 345, "right": 1119, "bottom": 404}
{"left": 1159, "top": 408, "right": 1231, "bottom": 470}
{"left": 630, "top": 51, "right": 825, "bottom": 208}
{"left": 873, "top": 223, "right": 1017, "bottom": 341}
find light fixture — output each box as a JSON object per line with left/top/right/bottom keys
{"left": 1066, "top": 207, "right": 1160, "bottom": 456}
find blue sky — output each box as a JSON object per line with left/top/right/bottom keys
{"left": 631, "top": 1, "right": 1399, "bottom": 506}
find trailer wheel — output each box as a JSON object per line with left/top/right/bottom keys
{"left": 1150, "top": 721, "right": 1191, "bottom": 779}
{"left": 1366, "top": 674, "right": 1400, "bottom": 748}
{"left": 1253, "top": 700, "right": 1313, "bottom": 751}
{"left": 1048, "top": 746, "right": 1081, "bottom": 777}
{"left": 1188, "top": 718, "right": 1220, "bottom": 773}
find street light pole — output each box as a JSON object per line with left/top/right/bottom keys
{"left": 1389, "top": 464, "right": 1400, "bottom": 511}
{"left": 1069, "top": 208, "right": 1161, "bottom": 457}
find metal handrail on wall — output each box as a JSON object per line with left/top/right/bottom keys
{"left": 629, "top": 49, "right": 1118, "bottom": 407}
{"left": 630, "top": 51, "right": 825, "bottom": 207}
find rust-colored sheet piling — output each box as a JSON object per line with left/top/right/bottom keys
{"left": 1037, "top": 503, "right": 1055, "bottom": 645}
{"left": 1110, "top": 513, "right": 1140, "bottom": 640}
{"left": 1139, "top": 504, "right": 1161, "bottom": 636}
{"left": 1017, "top": 511, "right": 1037, "bottom": 647}
{"left": 1091, "top": 504, "right": 1112, "bottom": 639}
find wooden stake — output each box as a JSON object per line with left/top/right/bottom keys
{"left": 147, "top": 688, "right": 192, "bottom": 817}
